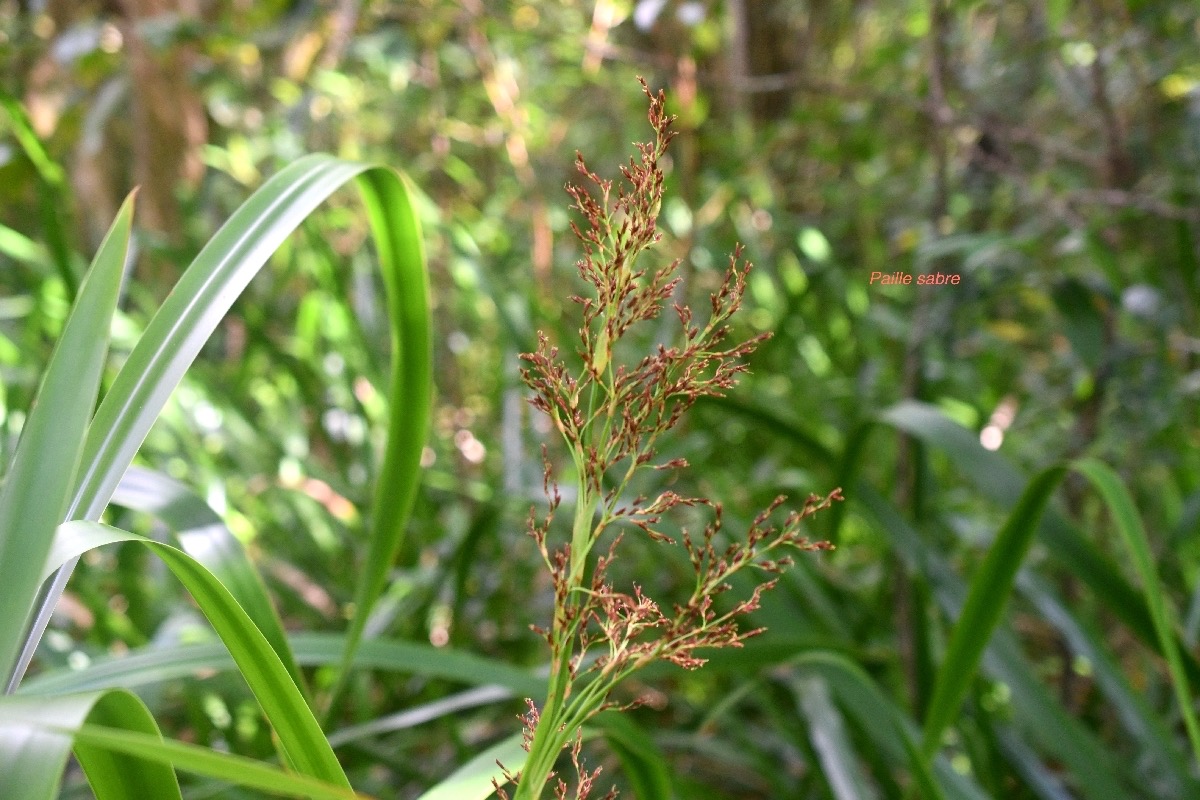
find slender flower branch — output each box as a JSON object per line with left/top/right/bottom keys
{"left": 500, "top": 80, "right": 841, "bottom": 800}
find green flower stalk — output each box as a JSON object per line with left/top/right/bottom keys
{"left": 503, "top": 80, "right": 841, "bottom": 800}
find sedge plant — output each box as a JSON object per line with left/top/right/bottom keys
{"left": 0, "top": 80, "right": 844, "bottom": 800}
{"left": 500, "top": 81, "right": 842, "bottom": 800}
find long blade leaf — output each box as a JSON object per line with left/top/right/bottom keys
{"left": 415, "top": 734, "right": 528, "bottom": 800}
{"left": 920, "top": 466, "right": 1066, "bottom": 756}
{"left": 110, "top": 466, "right": 305, "bottom": 695}
{"left": 855, "top": 485, "right": 1132, "bottom": 798}
{"left": 787, "top": 652, "right": 958, "bottom": 800}
{"left": 324, "top": 167, "right": 432, "bottom": 716}
{"left": 22, "top": 633, "right": 543, "bottom": 700}
{"left": 880, "top": 400, "right": 1200, "bottom": 685}
{"left": 1074, "top": 459, "right": 1200, "bottom": 764}
{"left": 64, "top": 724, "right": 365, "bottom": 800}
{"left": 16, "top": 157, "right": 431, "bottom": 698}
{"left": 45, "top": 521, "right": 351, "bottom": 788}
{"left": 0, "top": 688, "right": 180, "bottom": 800}
{"left": 792, "top": 674, "right": 882, "bottom": 800}
{"left": 0, "top": 192, "right": 134, "bottom": 684}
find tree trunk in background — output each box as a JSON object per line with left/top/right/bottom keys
{"left": 729, "top": 0, "right": 801, "bottom": 121}
{"left": 118, "top": 0, "right": 207, "bottom": 250}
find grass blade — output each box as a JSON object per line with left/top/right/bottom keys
{"left": 920, "top": 465, "right": 1066, "bottom": 756}
{"left": 111, "top": 466, "right": 305, "bottom": 696}
{"left": 0, "top": 222, "right": 52, "bottom": 272}
{"left": 0, "top": 91, "right": 65, "bottom": 185}
{"left": 792, "top": 674, "right": 882, "bottom": 800}
{"left": 1073, "top": 458, "right": 1200, "bottom": 764}
{"left": 327, "top": 686, "right": 514, "bottom": 748}
{"left": 786, "top": 652, "right": 959, "bottom": 800}
{"left": 62, "top": 724, "right": 365, "bottom": 800}
{"left": 22, "top": 633, "right": 543, "bottom": 700}
{"left": 855, "top": 486, "right": 1132, "bottom": 798}
{"left": 0, "top": 192, "right": 134, "bottom": 686}
{"left": 0, "top": 90, "right": 78, "bottom": 295}
{"left": 593, "top": 712, "right": 675, "bottom": 800}
{"left": 70, "top": 156, "right": 367, "bottom": 523}
{"left": 1019, "top": 572, "right": 1198, "bottom": 796}
{"left": 18, "top": 157, "right": 431, "bottom": 696}
{"left": 880, "top": 400, "right": 1200, "bottom": 686}
{"left": 324, "top": 168, "right": 432, "bottom": 716}
{"left": 64, "top": 689, "right": 183, "bottom": 800}
{"left": 415, "top": 733, "right": 528, "bottom": 800}
{"left": 0, "top": 688, "right": 180, "bottom": 800}
{"left": 45, "top": 521, "right": 351, "bottom": 788}
{"left": 994, "top": 729, "right": 1077, "bottom": 800}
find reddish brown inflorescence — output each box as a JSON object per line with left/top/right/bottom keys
{"left": 502, "top": 80, "right": 841, "bottom": 800}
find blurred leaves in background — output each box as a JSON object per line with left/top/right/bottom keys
{"left": 2, "top": 0, "right": 1199, "bottom": 797}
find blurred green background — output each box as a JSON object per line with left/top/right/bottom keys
{"left": 2, "top": 1, "right": 1199, "bottom": 797}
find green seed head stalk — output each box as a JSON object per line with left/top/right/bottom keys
{"left": 500, "top": 80, "right": 842, "bottom": 800}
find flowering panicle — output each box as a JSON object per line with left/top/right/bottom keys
{"left": 506, "top": 80, "right": 841, "bottom": 800}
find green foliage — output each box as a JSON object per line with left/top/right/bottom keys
{"left": 2, "top": 0, "right": 1199, "bottom": 798}
{"left": 0, "top": 149, "right": 430, "bottom": 796}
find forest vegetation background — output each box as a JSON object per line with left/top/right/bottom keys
{"left": 1, "top": 1, "right": 1200, "bottom": 798}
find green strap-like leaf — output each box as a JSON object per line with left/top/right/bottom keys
{"left": 1019, "top": 571, "right": 1199, "bottom": 795}
{"left": 0, "top": 688, "right": 180, "bottom": 800}
{"left": 878, "top": 404, "right": 1200, "bottom": 779}
{"left": 792, "top": 674, "right": 883, "bottom": 800}
{"left": 45, "top": 521, "right": 352, "bottom": 788}
{"left": 21, "top": 633, "right": 543, "bottom": 700}
{"left": 698, "top": 399, "right": 1165, "bottom": 796}
{"left": 62, "top": 724, "right": 364, "bottom": 800}
{"left": 0, "top": 222, "right": 53, "bottom": 272}
{"left": 0, "top": 696, "right": 91, "bottom": 800}
{"left": 325, "top": 166, "right": 432, "bottom": 717}
{"left": 880, "top": 400, "right": 1200, "bottom": 686}
{"left": 786, "top": 652, "right": 956, "bottom": 800}
{"left": 855, "top": 486, "right": 1131, "bottom": 798}
{"left": 1073, "top": 459, "right": 1200, "bottom": 765}
{"left": 110, "top": 466, "right": 305, "bottom": 696}
{"left": 64, "top": 690, "right": 184, "bottom": 800}
{"left": 0, "top": 90, "right": 78, "bottom": 295}
{"left": 68, "top": 156, "right": 421, "bottom": 523}
{"left": 0, "top": 689, "right": 364, "bottom": 800}
{"left": 17, "top": 155, "right": 431, "bottom": 699}
{"left": 920, "top": 465, "right": 1066, "bottom": 756}
{"left": 0, "top": 192, "right": 134, "bottom": 683}
{"left": 0, "top": 92, "right": 65, "bottom": 185}
{"left": 593, "top": 712, "right": 674, "bottom": 800}
{"left": 415, "top": 734, "right": 528, "bottom": 800}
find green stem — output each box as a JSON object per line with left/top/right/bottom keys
{"left": 513, "top": 641, "right": 574, "bottom": 800}
{"left": 514, "top": 486, "right": 600, "bottom": 800}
